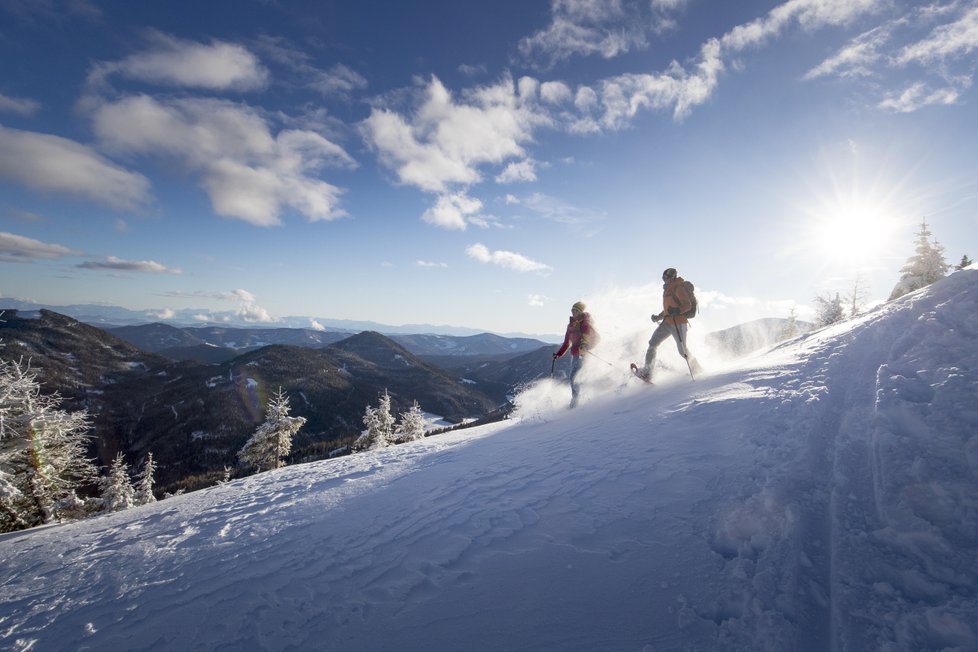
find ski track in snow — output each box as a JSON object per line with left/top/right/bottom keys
{"left": 0, "top": 272, "right": 976, "bottom": 651}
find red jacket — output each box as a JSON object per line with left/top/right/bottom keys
{"left": 659, "top": 277, "right": 693, "bottom": 326}
{"left": 555, "top": 312, "right": 597, "bottom": 358}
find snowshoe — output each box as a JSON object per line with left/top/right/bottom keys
{"left": 630, "top": 363, "right": 653, "bottom": 384}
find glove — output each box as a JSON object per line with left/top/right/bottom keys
{"left": 651, "top": 313, "right": 662, "bottom": 323}
{"left": 667, "top": 307, "right": 680, "bottom": 316}
{"left": 552, "top": 352, "right": 560, "bottom": 360}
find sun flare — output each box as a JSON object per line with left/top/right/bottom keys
{"left": 808, "top": 196, "right": 897, "bottom": 268}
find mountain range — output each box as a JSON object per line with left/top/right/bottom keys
{"left": 1, "top": 305, "right": 802, "bottom": 495}
{"left": 0, "top": 310, "right": 517, "bottom": 493}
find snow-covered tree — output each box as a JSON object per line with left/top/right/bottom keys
{"left": 100, "top": 452, "right": 136, "bottom": 513}
{"left": 237, "top": 387, "right": 306, "bottom": 472}
{"left": 888, "top": 219, "right": 949, "bottom": 300}
{"left": 777, "top": 306, "right": 800, "bottom": 341}
{"left": 0, "top": 358, "right": 97, "bottom": 532}
{"left": 134, "top": 452, "right": 157, "bottom": 505}
{"left": 393, "top": 400, "right": 427, "bottom": 444}
{"left": 354, "top": 389, "right": 395, "bottom": 451}
{"left": 957, "top": 254, "right": 973, "bottom": 270}
{"left": 846, "top": 274, "right": 869, "bottom": 319}
{"left": 813, "top": 292, "right": 844, "bottom": 328}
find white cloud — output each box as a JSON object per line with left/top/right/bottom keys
{"left": 895, "top": 4, "right": 978, "bottom": 65}
{"left": 803, "top": 4, "right": 977, "bottom": 111}
{"left": 540, "top": 81, "right": 573, "bottom": 104}
{"left": 360, "top": 75, "right": 551, "bottom": 194}
{"left": 466, "top": 243, "right": 552, "bottom": 274}
{"left": 232, "top": 289, "right": 257, "bottom": 303}
{"left": 103, "top": 31, "right": 269, "bottom": 91}
{"left": 572, "top": 0, "right": 884, "bottom": 128}
{"left": 517, "top": 192, "right": 602, "bottom": 227}
{"left": 147, "top": 308, "right": 176, "bottom": 320}
{"left": 88, "top": 95, "right": 354, "bottom": 226}
{"left": 878, "top": 82, "right": 960, "bottom": 112}
{"left": 237, "top": 301, "right": 273, "bottom": 323}
{"left": 495, "top": 159, "right": 538, "bottom": 184}
{"left": 309, "top": 319, "right": 327, "bottom": 331}
{"left": 256, "top": 36, "right": 367, "bottom": 99}
{"left": 805, "top": 24, "right": 892, "bottom": 79}
{"left": 0, "top": 93, "right": 40, "bottom": 116}
{"left": 422, "top": 192, "right": 484, "bottom": 230}
{"left": 166, "top": 288, "right": 273, "bottom": 322}
{"left": 528, "top": 294, "right": 548, "bottom": 307}
{"left": 77, "top": 256, "right": 182, "bottom": 274}
{"left": 518, "top": 0, "right": 692, "bottom": 68}
{"left": 416, "top": 260, "right": 448, "bottom": 268}
{"left": 518, "top": 0, "right": 652, "bottom": 67}
{"left": 0, "top": 231, "right": 81, "bottom": 261}
{"left": 0, "top": 125, "right": 152, "bottom": 210}
{"left": 720, "top": 0, "right": 882, "bottom": 52}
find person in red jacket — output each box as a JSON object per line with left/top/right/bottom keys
{"left": 553, "top": 301, "right": 599, "bottom": 408}
{"left": 635, "top": 268, "right": 701, "bottom": 382}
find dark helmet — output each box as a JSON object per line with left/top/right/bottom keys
{"left": 662, "top": 267, "right": 677, "bottom": 280}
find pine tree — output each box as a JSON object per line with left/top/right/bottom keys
{"left": 846, "top": 274, "right": 869, "bottom": 319}
{"left": 237, "top": 387, "right": 306, "bottom": 472}
{"left": 354, "top": 389, "right": 396, "bottom": 451}
{"left": 957, "top": 254, "right": 973, "bottom": 270}
{"left": 813, "top": 292, "right": 844, "bottom": 328}
{"left": 888, "top": 219, "right": 949, "bottom": 300}
{"left": 0, "top": 358, "right": 97, "bottom": 532}
{"left": 134, "top": 452, "right": 157, "bottom": 505}
{"left": 393, "top": 400, "right": 427, "bottom": 444}
{"left": 100, "top": 452, "right": 136, "bottom": 513}
{"left": 777, "top": 306, "right": 800, "bottom": 341}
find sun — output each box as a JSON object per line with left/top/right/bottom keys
{"left": 807, "top": 195, "right": 897, "bottom": 269}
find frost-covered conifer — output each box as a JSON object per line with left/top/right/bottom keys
{"left": 393, "top": 400, "right": 427, "bottom": 444}
{"left": 957, "top": 254, "right": 973, "bottom": 270}
{"left": 354, "top": 389, "right": 395, "bottom": 451}
{"left": 778, "top": 306, "right": 799, "bottom": 341}
{"left": 100, "top": 452, "right": 136, "bottom": 513}
{"left": 813, "top": 292, "right": 844, "bottom": 328}
{"left": 888, "top": 220, "right": 949, "bottom": 300}
{"left": 134, "top": 452, "right": 157, "bottom": 505}
{"left": 846, "top": 274, "right": 869, "bottom": 319}
{"left": 237, "top": 387, "right": 306, "bottom": 472}
{"left": 0, "top": 358, "right": 97, "bottom": 532}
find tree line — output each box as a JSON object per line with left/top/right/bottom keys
{"left": 1, "top": 330, "right": 434, "bottom": 533}
{"left": 807, "top": 219, "right": 967, "bottom": 330}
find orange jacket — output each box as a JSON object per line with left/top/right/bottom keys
{"left": 555, "top": 312, "right": 597, "bottom": 358}
{"left": 659, "top": 277, "right": 693, "bottom": 326}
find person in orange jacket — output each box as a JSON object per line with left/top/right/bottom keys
{"left": 635, "top": 268, "right": 701, "bottom": 382}
{"left": 553, "top": 301, "right": 599, "bottom": 407}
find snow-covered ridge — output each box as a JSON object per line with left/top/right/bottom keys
{"left": 1, "top": 270, "right": 975, "bottom": 651}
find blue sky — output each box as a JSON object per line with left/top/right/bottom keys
{"left": 1, "top": 0, "right": 976, "bottom": 338}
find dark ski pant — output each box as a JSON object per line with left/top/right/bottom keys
{"left": 643, "top": 321, "right": 700, "bottom": 379}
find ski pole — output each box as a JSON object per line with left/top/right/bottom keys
{"left": 551, "top": 354, "right": 556, "bottom": 377}
{"left": 584, "top": 350, "right": 615, "bottom": 367}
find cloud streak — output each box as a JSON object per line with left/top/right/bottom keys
{"left": 0, "top": 125, "right": 152, "bottom": 210}
{"left": 92, "top": 31, "right": 269, "bottom": 91}
{"left": 466, "top": 243, "right": 552, "bottom": 274}
{"left": 0, "top": 231, "right": 81, "bottom": 261}
{"left": 77, "top": 256, "right": 182, "bottom": 274}
{"left": 0, "top": 93, "right": 41, "bottom": 116}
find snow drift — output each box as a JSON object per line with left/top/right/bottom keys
{"left": 1, "top": 270, "right": 976, "bottom": 651}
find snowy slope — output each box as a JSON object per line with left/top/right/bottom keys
{"left": 1, "top": 271, "right": 976, "bottom": 652}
